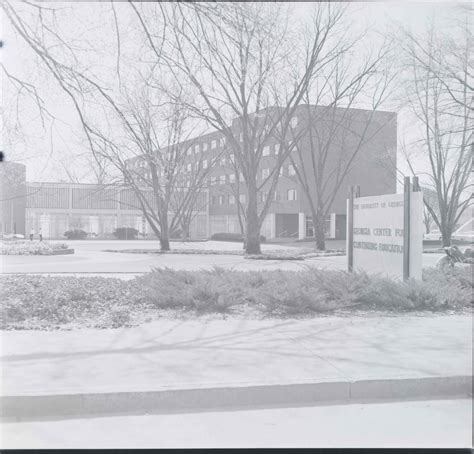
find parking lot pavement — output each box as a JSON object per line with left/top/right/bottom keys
{"left": 1, "top": 399, "right": 471, "bottom": 449}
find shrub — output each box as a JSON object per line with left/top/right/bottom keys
{"left": 113, "top": 227, "right": 139, "bottom": 240}
{"left": 64, "top": 229, "right": 88, "bottom": 240}
{"left": 210, "top": 232, "right": 266, "bottom": 243}
{"left": 1, "top": 266, "right": 471, "bottom": 330}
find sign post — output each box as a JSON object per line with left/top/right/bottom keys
{"left": 347, "top": 186, "right": 354, "bottom": 272}
{"left": 403, "top": 176, "right": 411, "bottom": 280}
{"left": 347, "top": 177, "right": 423, "bottom": 280}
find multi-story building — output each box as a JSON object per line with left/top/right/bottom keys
{"left": 3, "top": 104, "right": 397, "bottom": 240}
{"left": 127, "top": 104, "right": 397, "bottom": 240}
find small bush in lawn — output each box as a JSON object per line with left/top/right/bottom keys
{"left": 113, "top": 227, "right": 139, "bottom": 240}
{"left": 210, "top": 232, "right": 266, "bottom": 243}
{"left": 64, "top": 229, "right": 87, "bottom": 240}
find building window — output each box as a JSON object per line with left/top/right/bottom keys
{"left": 290, "top": 116, "right": 298, "bottom": 128}
{"left": 186, "top": 163, "right": 192, "bottom": 172}
{"left": 274, "top": 191, "right": 281, "bottom": 201}
{"left": 211, "top": 140, "right": 217, "bottom": 149}
{"left": 203, "top": 142, "right": 208, "bottom": 152}
{"left": 262, "top": 146, "right": 270, "bottom": 156}
{"left": 239, "top": 173, "right": 245, "bottom": 182}
{"left": 203, "top": 159, "right": 208, "bottom": 169}
{"left": 274, "top": 143, "right": 280, "bottom": 155}
{"left": 229, "top": 174, "right": 236, "bottom": 183}
{"left": 186, "top": 179, "right": 191, "bottom": 188}
{"left": 194, "top": 144, "right": 200, "bottom": 154}
{"left": 279, "top": 167, "right": 284, "bottom": 176}
{"left": 287, "top": 189, "right": 297, "bottom": 201}
{"left": 218, "top": 195, "right": 225, "bottom": 205}
{"left": 186, "top": 147, "right": 192, "bottom": 156}
{"left": 288, "top": 164, "right": 296, "bottom": 176}
{"left": 261, "top": 168, "right": 270, "bottom": 179}
{"left": 239, "top": 194, "right": 246, "bottom": 204}
{"left": 239, "top": 133, "right": 243, "bottom": 142}
{"left": 229, "top": 195, "right": 235, "bottom": 205}
{"left": 211, "top": 176, "right": 217, "bottom": 185}
{"left": 219, "top": 175, "right": 226, "bottom": 185}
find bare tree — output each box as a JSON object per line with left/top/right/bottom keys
{"left": 400, "top": 18, "right": 473, "bottom": 246}
{"left": 2, "top": 0, "right": 216, "bottom": 250}
{"left": 281, "top": 41, "right": 394, "bottom": 250}
{"left": 88, "top": 91, "right": 217, "bottom": 251}
{"left": 420, "top": 187, "right": 440, "bottom": 234}
{"left": 400, "top": 5, "right": 473, "bottom": 114}
{"left": 132, "top": 2, "right": 354, "bottom": 254}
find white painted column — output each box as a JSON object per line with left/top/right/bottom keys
{"left": 330, "top": 213, "right": 336, "bottom": 239}
{"left": 298, "top": 212, "right": 305, "bottom": 240}
{"left": 269, "top": 213, "right": 276, "bottom": 239}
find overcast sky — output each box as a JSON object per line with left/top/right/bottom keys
{"left": 1, "top": 1, "right": 466, "bottom": 185}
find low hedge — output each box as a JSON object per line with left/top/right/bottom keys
{"left": 210, "top": 232, "right": 266, "bottom": 243}
{"left": 64, "top": 230, "right": 87, "bottom": 240}
{"left": 113, "top": 227, "right": 139, "bottom": 240}
{"left": 1, "top": 266, "right": 471, "bottom": 330}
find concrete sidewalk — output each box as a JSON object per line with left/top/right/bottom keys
{"left": 1, "top": 314, "right": 471, "bottom": 420}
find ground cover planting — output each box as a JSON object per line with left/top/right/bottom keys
{"left": 0, "top": 241, "right": 71, "bottom": 255}
{"left": 1, "top": 266, "right": 471, "bottom": 330}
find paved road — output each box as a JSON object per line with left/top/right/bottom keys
{"left": 1, "top": 399, "right": 470, "bottom": 449}
{"left": 1, "top": 240, "right": 443, "bottom": 276}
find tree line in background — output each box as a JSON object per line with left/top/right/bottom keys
{"left": 2, "top": 1, "right": 472, "bottom": 251}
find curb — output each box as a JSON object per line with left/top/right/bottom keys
{"left": 1, "top": 375, "right": 471, "bottom": 422}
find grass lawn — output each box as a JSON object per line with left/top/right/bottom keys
{"left": 1, "top": 266, "right": 471, "bottom": 330}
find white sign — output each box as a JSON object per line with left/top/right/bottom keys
{"left": 347, "top": 191, "right": 423, "bottom": 279}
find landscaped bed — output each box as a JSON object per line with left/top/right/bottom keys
{"left": 0, "top": 240, "right": 73, "bottom": 256}
{"left": 1, "top": 266, "right": 471, "bottom": 330}
{"left": 103, "top": 248, "right": 345, "bottom": 260}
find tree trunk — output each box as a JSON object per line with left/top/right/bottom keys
{"left": 160, "top": 214, "right": 171, "bottom": 251}
{"left": 245, "top": 188, "right": 261, "bottom": 255}
{"left": 314, "top": 216, "right": 326, "bottom": 251}
{"left": 160, "top": 236, "right": 170, "bottom": 251}
{"left": 245, "top": 219, "right": 261, "bottom": 254}
{"left": 441, "top": 229, "right": 452, "bottom": 247}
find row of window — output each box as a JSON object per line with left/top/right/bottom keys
{"left": 186, "top": 137, "right": 226, "bottom": 156}
{"left": 135, "top": 155, "right": 296, "bottom": 180}
{"left": 129, "top": 114, "right": 300, "bottom": 171}
{"left": 207, "top": 164, "right": 296, "bottom": 186}
{"left": 211, "top": 189, "right": 297, "bottom": 206}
